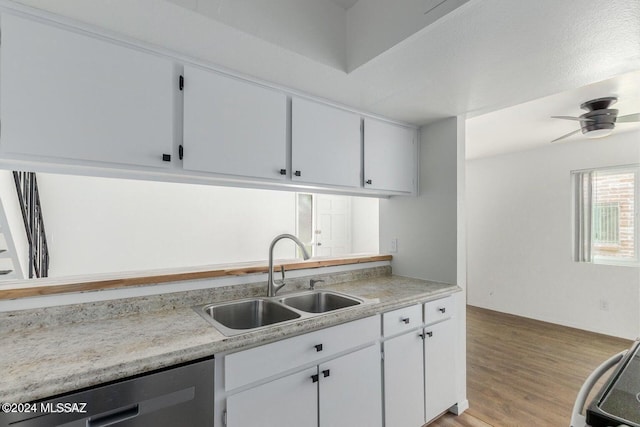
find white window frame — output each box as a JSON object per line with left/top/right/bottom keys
{"left": 572, "top": 164, "right": 639, "bottom": 267}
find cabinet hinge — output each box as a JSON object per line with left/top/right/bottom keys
{"left": 223, "top": 409, "right": 227, "bottom": 427}
{"left": 179, "top": 144, "right": 184, "bottom": 160}
{"left": 179, "top": 75, "right": 184, "bottom": 91}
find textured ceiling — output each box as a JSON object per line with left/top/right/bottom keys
{"left": 466, "top": 70, "right": 640, "bottom": 159}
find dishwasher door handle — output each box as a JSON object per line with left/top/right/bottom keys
{"left": 89, "top": 404, "right": 139, "bottom": 427}
{"left": 570, "top": 350, "right": 627, "bottom": 427}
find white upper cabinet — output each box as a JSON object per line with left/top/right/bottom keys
{"left": 0, "top": 13, "right": 175, "bottom": 168}
{"left": 364, "top": 118, "right": 417, "bottom": 193}
{"left": 182, "top": 66, "right": 287, "bottom": 180}
{"left": 291, "top": 98, "right": 361, "bottom": 188}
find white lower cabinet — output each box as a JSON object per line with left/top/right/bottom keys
{"left": 226, "top": 367, "right": 318, "bottom": 427}
{"left": 382, "top": 297, "right": 457, "bottom": 426}
{"left": 226, "top": 344, "right": 381, "bottom": 427}
{"left": 319, "top": 344, "right": 382, "bottom": 427}
{"left": 383, "top": 329, "right": 425, "bottom": 427}
{"left": 424, "top": 318, "right": 457, "bottom": 423}
{"left": 219, "top": 316, "right": 381, "bottom": 427}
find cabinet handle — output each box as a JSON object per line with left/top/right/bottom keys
{"left": 311, "top": 374, "right": 319, "bottom": 383}
{"left": 438, "top": 307, "right": 446, "bottom": 314}
{"left": 88, "top": 404, "right": 139, "bottom": 427}
{"left": 280, "top": 169, "right": 287, "bottom": 175}
{"left": 162, "top": 154, "right": 171, "bottom": 162}
{"left": 294, "top": 171, "right": 301, "bottom": 177}
{"left": 366, "top": 179, "right": 372, "bottom": 185}
{"left": 322, "top": 369, "right": 330, "bottom": 378}
{"left": 426, "top": 331, "right": 433, "bottom": 338}
{"left": 401, "top": 317, "right": 410, "bottom": 324}
{"left": 419, "top": 333, "right": 426, "bottom": 339}
{"left": 314, "top": 344, "right": 323, "bottom": 352}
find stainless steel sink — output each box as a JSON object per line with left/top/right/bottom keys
{"left": 198, "top": 299, "right": 300, "bottom": 336}
{"left": 279, "top": 291, "right": 362, "bottom": 313}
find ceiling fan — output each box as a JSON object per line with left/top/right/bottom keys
{"left": 551, "top": 97, "right": 640, "bottom": 142}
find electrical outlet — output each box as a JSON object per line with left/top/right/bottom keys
{"left": 390, "top": 238, "right": 398, "bottom": 253}
{"left": 599, "top": 299, "right": 610, "bottom": 311}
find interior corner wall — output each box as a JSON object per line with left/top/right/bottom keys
{"left": 466, "top": 131, "right": 640, "bottom": 340}
{"left": 379, "top": 117, "right": 458, "bottom": 283}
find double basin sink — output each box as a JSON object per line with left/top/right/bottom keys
{"left": 195, "top": 290, "right": 363, "bottom": 336}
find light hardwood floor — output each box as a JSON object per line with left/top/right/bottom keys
{"left": 428, "top": 305, "right": 632, "bottom": 427}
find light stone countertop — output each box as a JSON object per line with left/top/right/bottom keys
{"left": 1, "top": 272, "right": 460, "bottom": 403}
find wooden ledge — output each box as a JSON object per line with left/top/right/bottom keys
{"left": 0, "top": 255, "right": 392, "bottom": 300}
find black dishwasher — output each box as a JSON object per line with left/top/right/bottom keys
{"left": 0, "top": 358, "right": 214, "bottom": 427}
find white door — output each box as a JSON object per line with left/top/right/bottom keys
{"left": 226, "top": 367, "right": 318, "bottom": 427}
{"left": 384, "top": 331, "right": 426, "bottom": 427}
{"left": 182, "top": 65, "right": 287, "bottom": 180}
{"left": 319, "top": 344, "right": 382, "bottom": 427}
{"left": 424, "top": 320, "right": 457, "bottom": 422}
{"left": 314, "top": 195, "right": 351, "bottom": 257}
{"left": 291, "top": 97, "right": 361, "bottom": 188}
{"left": 0, "top": 13, "right": 174, "bottom": 168}
{"left": 364, "top": 118, "right": 417, "bottom": 193}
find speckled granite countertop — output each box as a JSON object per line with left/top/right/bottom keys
{"left": 1, "top": 270, "right": 460, "bottom": 403}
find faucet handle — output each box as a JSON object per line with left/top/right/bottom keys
{"left": 279, "top": 265, "right": 285, "bottom": 281}
{"left": 309, "top": 279, "right": 325, "bottom": 290}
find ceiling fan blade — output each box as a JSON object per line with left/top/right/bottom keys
{"left": 551, "top": 115, "right": 594, "bottom": 122}
{"left": 551, "top": 129, "right": 582, "bottom": 143}
{"left": 616, "top": 113, "right": 640, "bottom": 123}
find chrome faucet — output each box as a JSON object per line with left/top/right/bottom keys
{"left": 267, "top": 234, "right": 311, "bottom": 297}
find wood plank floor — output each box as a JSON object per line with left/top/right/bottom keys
{"left": 428, "top": 306, "right": 632, "bottom": 427}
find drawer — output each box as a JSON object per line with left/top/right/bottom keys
{"left": 383, "top": 304, "right": 422, "bottom": 337}
{"left": 225, "top": 315, "right": 379, "bottom": 391}
{"left": 424, "top": 295, "right": 454, "bottom": 324}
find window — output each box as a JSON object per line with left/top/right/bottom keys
{"left": 572, "top": 165, "right": 639, "bottom": 266}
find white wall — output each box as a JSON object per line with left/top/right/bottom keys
{"left": 467, "top": 131, "right": 640, "bottom": 339}
{"left": 352, "top": 196, "right": 379, "bottom": 253}
{"left": 379, "top": 116, "right": 468, "bottom": 412}
{"left": 37, "top": 174, "right": 296, "bottom": 276}
{"left": 379, "top": 118, "right": 458, "bottom": 282}
{"left": 35, "top": 174, "right": 379, "bottom": 277}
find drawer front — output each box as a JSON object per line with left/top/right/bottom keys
{"left": 225, "top": 315, "right": 379, "bottom": 391}
{"left": 383, "top": 304, "right": 422, "bottom": 337}
{"left": 424, "top": 295, "right": 454, "bottom": 325}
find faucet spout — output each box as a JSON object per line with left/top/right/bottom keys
{"left": 267, "top": 234, "right": 311, "bottom": 297}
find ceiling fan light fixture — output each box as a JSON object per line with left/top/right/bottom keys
{"left": 584, "top": 128, "right": 614, "bottom": 139}
{"left": 551, "top": 96, "right": 639, "bottom": 143}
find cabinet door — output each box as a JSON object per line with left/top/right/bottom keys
{"left": 226, "top": 367, "right": 317, "bottom": 427}
{"left": 182, "top": 66, "right": 287, "bottom": 180}
{"left": 291, "top": 98, "right": 361, "bottom": 188}
{"left": 0, "top": 14, "right": 174, "bottom": 168}
{"left": 384, "top": 331, "right": 425, "bottom": 427}
{"left": 364, "top": 118, "right": 416, "bottom": 193}
{"left": 424, "top": 319, "right": 457, "bottom": 422}
{"left": 319, "top": 344, "right": 382, "bottom": 427}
